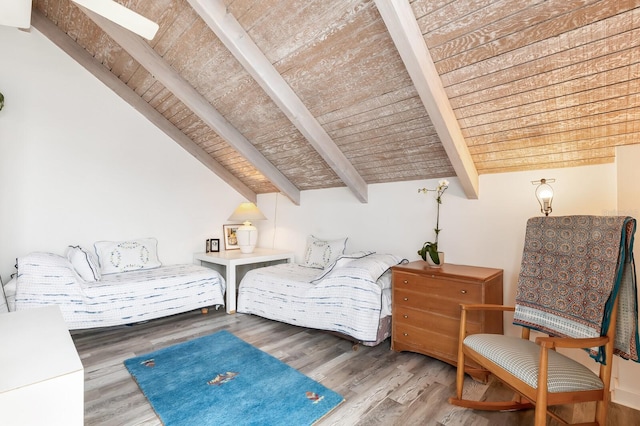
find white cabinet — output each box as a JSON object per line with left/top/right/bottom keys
{"left": 0, "top": 306, "right": 84, "bottom": 425}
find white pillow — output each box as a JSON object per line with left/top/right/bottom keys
{"left": 311, "top": 251, "right": 374, "bottom": 283}
{"left": 94, "top": 237, "right": 161, "bottom": 275}
{"left": 314, "top": 253, "right": 404, "bottom": 284}
{"left": 302, "top": 235, "right": 347, "bottom": 269}
{"left": 66, "top": 245, "right": 101, "bottom": 282}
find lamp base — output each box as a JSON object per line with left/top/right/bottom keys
{"left": 236, "top": 224, "right": 257, "bottom": 254}
{"left": 239, "top": 245, "right": 255, "bottom": 254}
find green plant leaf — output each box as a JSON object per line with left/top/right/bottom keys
{"left": 427, "top": 245, "right": 440, "bottom": 264}
{"left": 418, "top": 242, "right": 439, "bottom": 263}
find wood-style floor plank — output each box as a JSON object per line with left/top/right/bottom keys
{"left": 71, "top": 309, "right": 640, "bottom": 426}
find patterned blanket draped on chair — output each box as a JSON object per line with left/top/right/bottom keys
{"left": 513, "top": 215, "right": 639, "bottom": 364}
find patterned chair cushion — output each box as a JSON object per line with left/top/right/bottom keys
{"left": 464, "top": 334, "right": 603, "bottom": 393}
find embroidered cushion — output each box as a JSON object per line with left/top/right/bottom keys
{"left": 464, "top": 333, "right": 603, "bottom": 392}
{"left": 301, "top": 235, "right": 347, "bottom": 269}
{"left": 94, "top": 237, "right": 162, "bottom": 275}
{"left": 65, "top": 245, "right": 101, "bottom": 282}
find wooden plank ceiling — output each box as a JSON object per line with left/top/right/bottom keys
{"left": 30, "top": 0, "right": 640, "bottom": 204}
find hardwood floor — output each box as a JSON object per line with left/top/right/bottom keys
{"left": 72, "top": 309, "right": 638, "bottom": 425}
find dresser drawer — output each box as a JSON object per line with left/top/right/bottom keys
{"left": 392, "top": 321, "right": 484, "bottom": 371}
{"left": 393, "top": 271, "right": 482, "bottom": 300}
{"left": 393, "top": 322, "right": 459, "bottom": 363}
{"left": 394, "top": 305, "right": 482, "bottom": 335}
{"left": 393, "top": 287, "right": 483, "bottom": 321}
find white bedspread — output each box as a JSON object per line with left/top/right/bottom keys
{"left": 14, "top": 252, "right": 226, "bottom": 329}
{"left": 237, "top": 253, "right": 403, "bottom": 342}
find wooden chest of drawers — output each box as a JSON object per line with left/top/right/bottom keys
{"left": 391, "top": 261, "right": 503, "bottom": 377}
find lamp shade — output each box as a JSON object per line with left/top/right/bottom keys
{"left": 228, "top": 202, "right": 266, "bottom": 224}
{"left": 227, "top": 203, "right": 266, "bottom": 253}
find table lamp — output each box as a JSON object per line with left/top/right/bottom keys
{"left": 228, "top": 202, "right": 267, "bottom": 253}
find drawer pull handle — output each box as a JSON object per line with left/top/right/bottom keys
{"left": 403, "top": 297, "right": 408, "bottom": 301}
{"left": 460, "top": 290, "right": 467, "bottom": 294}
{"left": 403, "top": 314, "right": 408, "bottom": 319}
{"left": 403, "top": 280, "right": 408, "bottom": 284}
{"left": 403, "top": 332, "right": 408, "bottom": 336}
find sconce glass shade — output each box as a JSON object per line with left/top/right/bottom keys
{"left": 534, "top": 179, "right": 554, "bottom": 216}
{"left": 228, "top": 202, "right": 266, "bottom": 253}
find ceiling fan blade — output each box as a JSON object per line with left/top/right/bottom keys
{"left": 71, "top": 0, "right": 159, "bottom": 40}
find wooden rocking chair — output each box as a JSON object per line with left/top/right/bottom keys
{"left": 449, "top": 216, "right": 639, "bottom": 426}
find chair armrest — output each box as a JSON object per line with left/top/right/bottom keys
{"left": 535, "top": 335, "right": 609, "bottom": 349}
{"left": 460, "top": 303, "right": 515, "bottom": 312}
{"left": 458, "top": 304, "right": 513, "bottom": 340}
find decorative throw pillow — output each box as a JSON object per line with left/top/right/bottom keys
{"left": 311, "top": 251, "right": 374, "bottom": 283}
{"left": 315, "top": 253, "right": 405, "bottom": 284}
{"left": 301, "top": 235, "right": 347, "bottom": 269}
{"left": 94, "top": 237, "right": 162, "bottom": 275}
{"left": 66, "top": 245, "right": 101, "bottom": 282}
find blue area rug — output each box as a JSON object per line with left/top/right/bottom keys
{"left": 124, "top": 330, "right": 344, "bottom": 425}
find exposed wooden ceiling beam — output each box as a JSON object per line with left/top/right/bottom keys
{"left": 31, "top": 10, "right": 257, "bottom": 203}
{"left": 375, "top": 0, "right": 479, "bottom": 199}
{"left": 187, "top": 0, "right": 369, "bottom": 203}
{"left": 73, "top": 6, "right": 301, "bottom": 205}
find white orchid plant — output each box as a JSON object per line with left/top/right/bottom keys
{"left": 417, "top": 179, "right": 449, "bottom": 264}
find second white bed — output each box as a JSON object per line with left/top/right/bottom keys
{"left": 237, "top": 252, "right": 404, "bottom": 346}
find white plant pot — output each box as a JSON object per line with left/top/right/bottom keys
{"left": 426, "top": 251, "right": 445, "bottom": 267}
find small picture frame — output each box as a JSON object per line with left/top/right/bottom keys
{"left": 223, "top": 224, "right": 241, "bottom": 250}
{"left": 209, "top": 238, "right": 220, "bottom": 253}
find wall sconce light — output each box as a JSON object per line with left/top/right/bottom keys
{"left": 531, "top": 178, "right": 555, "bottom": 216}
{"left": 228, "top": 202, "right": 267, "bottom": 253}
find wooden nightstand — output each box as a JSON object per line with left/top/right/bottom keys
{"left": 391, "top": 261, "right": 503, "bottom": 380}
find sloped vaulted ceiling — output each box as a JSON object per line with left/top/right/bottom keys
{"left": 28, "top": 0, "right": 640, "bottom": 204}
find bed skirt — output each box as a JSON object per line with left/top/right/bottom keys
{"left": 325, "top": 315, "right": 392, "bottom": 347}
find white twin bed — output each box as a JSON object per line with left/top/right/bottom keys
{"left": 237, "top": 251, "right": 405, "bottom": 346}
{"left": 7, "top": 241, "right": 226, "bottom": 330}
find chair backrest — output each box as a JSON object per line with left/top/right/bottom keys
{"left": 513, "top": 216, "right": 636, "bottom": 364}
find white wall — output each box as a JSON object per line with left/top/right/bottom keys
{"left": 0, "top": 27, "right": 246, "bottom": 310}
